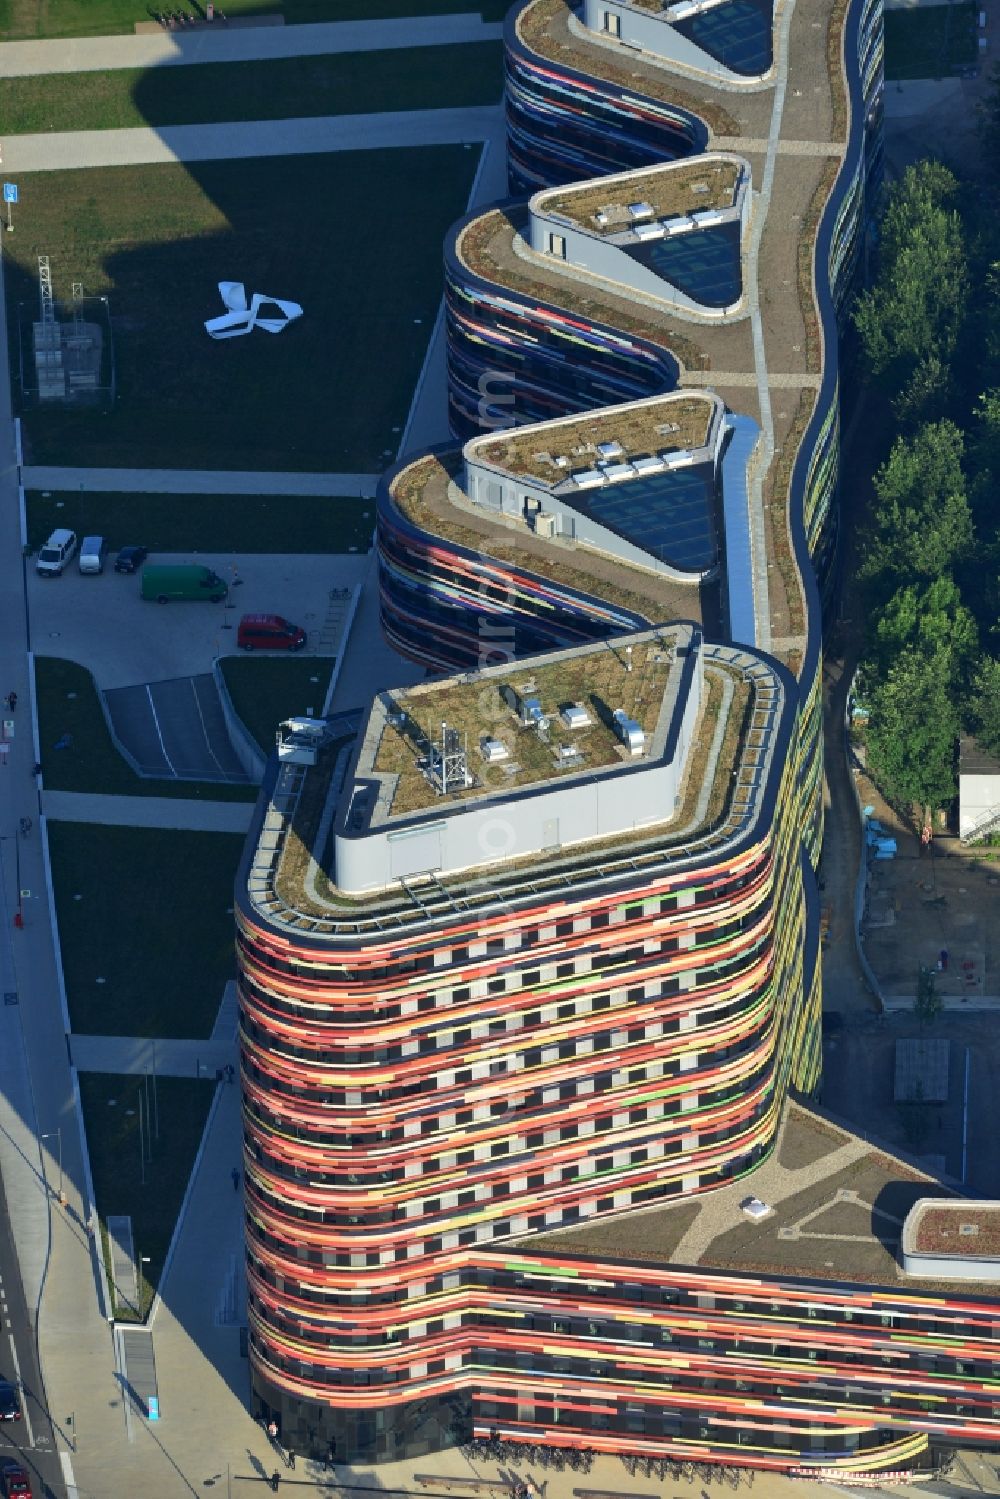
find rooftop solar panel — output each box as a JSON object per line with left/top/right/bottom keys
{"left": 565, "top": 462, "right": 719, "bottom": 575}
{"left": 625, "top": 221, "right": 743, "bottom": 309}
{"left": 673, "top": 0, "right": 774, "bottom": 76}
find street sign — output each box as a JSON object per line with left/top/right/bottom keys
{"left": 3, "top": 184, "right": 17, "bottom": 204}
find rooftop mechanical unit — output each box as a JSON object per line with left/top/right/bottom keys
{"left": 612, "top": 709, "right": 645, "bottom": 757}
{"left": 560, "top": 704, "right": 592, "bottom": 731}
{"left": 501, "top": 684, "right": 548, "bottom": 729}
{"left": 480, "top": 737, "right": 510, "bottom": 764}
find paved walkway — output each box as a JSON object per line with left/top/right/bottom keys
{"left": 712, "top": 134, "right": 844, "bottom": 155}
{"left": 0, "top": 234, "right": 92, "bottom": 1499}
{"left": 70, "top": 1033, "right": 237, "bottom": 1077}
{"left": 22, "top": 466, "right": 379, "bottom": 495}
{"left": 4, "top": 105, "right": 502, "bottom": 170}
{"left": 0, "top": 15, "right": 503, "bottom": 78}
{"left": 42, "top": 789, "right": 255, "bottom": 831}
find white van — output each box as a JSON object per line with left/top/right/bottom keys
{"left": 36, "top": 528, "right": 78, "bottom": 577}
{"left": 78, "top": 536, "right": 107, "bottom": 575}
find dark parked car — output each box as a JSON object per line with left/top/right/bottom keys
{"left": 114, "top": 545, "right": 148, "bottom": 574}
{"left": 0, "top": 1381, "right": 21, "bottom": 1421}
{"left": 1, "top": 1460, "right": 31, "bottom": 1496}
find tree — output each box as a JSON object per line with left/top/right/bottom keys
{"left": 862, "top": 421, "right": 973, "bottom": 591}
{"left": 890, "top": 352, "right": 951, "bottom": 430}
{"left": 915, "top": 967, "right": 943, "bottom": 1028}
{"left": 865, "top": 577, "right": 977, "bottom": 690}
{"left": 970, "top": 387, "right": 1000, "bottom": 503}
{"left": 968, "top": 657, "right": 1000, "bottom": 759}
{"left": 865, "top": 648, "right": 959, "bottom": 815}
{"left": 854, "top": 162, "right": 968, "bottom": 413}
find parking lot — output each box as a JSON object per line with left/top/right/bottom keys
{"left": 27, "top": 550, "right": 369, "bottom": 689}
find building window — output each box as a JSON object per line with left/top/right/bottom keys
{"left": 547, "top": 232, "right": 567, "bottom": 259}
{"left": 602, "top": 10, "right": 621, "bottom": 35}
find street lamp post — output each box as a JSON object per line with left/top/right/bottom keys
{"left": 41, "top": 1128, "right": 63, "bottom": 1203}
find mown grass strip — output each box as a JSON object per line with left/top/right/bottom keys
{"left": 6, "top": 148, "right": 478, "bottom": 471}
{"left": 0, "top": 0, "right": 509, "bottom": 41}
{"left": 884, "top": 3, "right": 976, "bottom": 79}
{"left": 2, "top": 43, "right": 503, "bottom": 134}
{"left": 26, "top": 490, "right": 374, "bottom": 555}
{"left": 82, "top": 1072, "right": 216, "bottom": 1321}
{"left": 49, "top": 821, "right": 243, "bottom": 1037}
{"left": 220, "top": 654, "right": 335, "bottom": 752}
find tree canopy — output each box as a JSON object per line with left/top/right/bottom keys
{"left": 969, "top": 657, "right": 1000, "bottom": 761}
{"left": 866, "top": 576, "right": 977, "bottom": 687}
{"left": 853, "top": 162, "right": 968, "bottom": 425}
{"left": 865, "top": 649, "right": 960, "bottom": 811}
{"left": 862, "top": 421, "right": 973, "bottom": 590}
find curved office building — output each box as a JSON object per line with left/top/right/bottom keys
{"left": 238, "top": 0, "right": 1000, "bottom": 1481}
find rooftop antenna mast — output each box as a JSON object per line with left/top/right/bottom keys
{"left": 436, "top": 721, "right": 469, "bottom": 794}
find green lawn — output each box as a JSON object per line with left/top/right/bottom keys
{"left": 49, "top": 821, "right": 243, "bottom": 1037}
{"left": 35, "top": 656, "right": 258, "bottom": 800}
{"left": 81, "top": 1072, "right": 216, "bottom": 1320}
{"left": 6, "top": 147, "right": 478, "bottom": 471}
{"left": 27, "top": 490, "right": 374, "bottom": 554}
{"left": 1, "top": 44, "right": 502, "bottom": 133}
{"left": 884, "top": 2, "right": 977, "bottom": 78}
{"left": 0, "top": 0, "right": 510, "bottom": 39}
{"left": 220, "top": 654, "right": 335, "bottom": 752}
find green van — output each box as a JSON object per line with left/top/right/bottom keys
{"left": 140, "top": 564, "right": 228, "bottom": 603}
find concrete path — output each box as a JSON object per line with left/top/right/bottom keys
{"left": 70, "top": 1033, "right": 237, "bottom": 1077}
{"left": 0, "top": 232, "right": 93, "bottom": 1499}
{"left": 0, "top": 15, "right": 503, "bottom": 78}
{"left": 23, "top": 466, "right": 378, "bottom": 495}
{"left": 42, "top": 789, "right": 255, "bottom": 832}
{"left": 4, "top": 105, "right": 502, "bottom": 171}
{"left": 884, "top": 77, "right": 964, "bottom": 116}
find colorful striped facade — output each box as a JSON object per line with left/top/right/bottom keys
{"left": 238, "top": 0, "right": 1000, "bottom": 1481}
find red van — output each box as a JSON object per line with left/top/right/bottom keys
{"left": 236, "top": 614, "right": 307, "bottom": 652}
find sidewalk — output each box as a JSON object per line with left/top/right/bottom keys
{"left": 22, "top": 467, "right": 379, "bottom": 496}
{"left": 69, "top": 1033, "right": 238, "bottom": 1077}
{"left": 42, "top": 790, "right": 255, "bottom": 832}
{"left": 0, "top": 15, "right": 504, "bottom": 78}
{"left": 0, "top": 239, "right": 98, "bottom": 1499}
{"left": 3, "top": 105, "right": 503, "bottom": 171}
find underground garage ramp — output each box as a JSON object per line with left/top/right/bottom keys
{"left": 104, "top": 674, "right": 251, "bottom": 783}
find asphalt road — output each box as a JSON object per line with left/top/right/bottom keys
{"left": 0, "top": 1171, "right": 66, "bottom": 1499}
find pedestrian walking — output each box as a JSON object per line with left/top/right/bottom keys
{"left": 232, "top": 1166, "right": 240, "bottom": 1191}
{"left": 226, "top": 1063, "right": 235, "bottom": 1084}
{"left": 271, "top": 1471, "right": 281, "bottom": 1492}
{"left": 267, "top": 1419, "right": 279, "bottom": 1445}
{"left": 324, "top": 1440, "right": 337, "bottom": 1470}
{"left": 287, "top": 1448, "right": 296, "bottom": 1470}
{"left": 4, "top": 692, "right": 16, "bottom": 711}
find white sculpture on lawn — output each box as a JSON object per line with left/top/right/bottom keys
{"left": 204, "top": 281, "right": 303, "bottom": 340}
